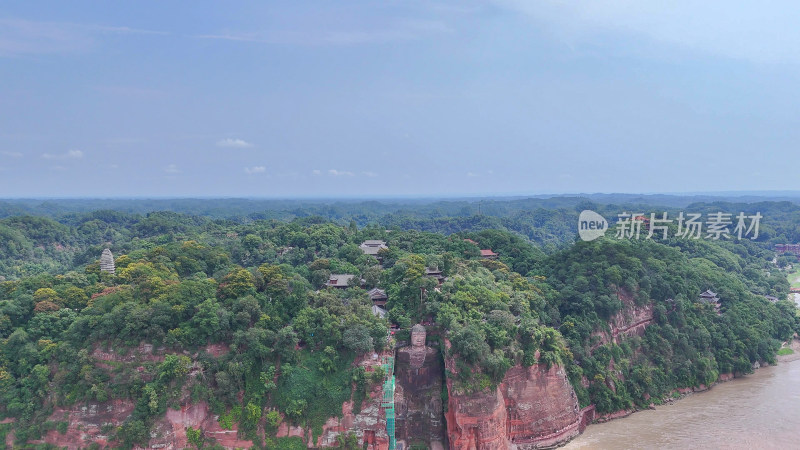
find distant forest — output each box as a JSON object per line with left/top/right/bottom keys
{"left": 2, "top": 195, "right": 800, "bottom": 262}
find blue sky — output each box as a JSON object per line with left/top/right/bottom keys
{"left": 2, "top": 1, "right": 800, "bottom": 197}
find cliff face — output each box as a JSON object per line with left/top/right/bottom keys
{"left": 20, "top": 336, "right": 607, "bottom": 449}
{"left": 30, "top": 399, "right": 135, "bottom": 449}
{"left": 501, "top": 365, "right": 585, "bottom": 449}
{"left": 445, "top": 347, "right": 584, "bottom": 449}
{"left": 29, "top": 400, "right": 254, "bottom": 449}
{"left": 445, "top": 382, "right": 509, "bottom": 450}
{"left": 305, "top": 386, "right": 390, "bottom": 449}
{"left": 29, "top": 383, "right": 390, "bottom": 450}
{"left": 21, "top": 345, "right": 391, "bottom": 449}
{"left": 592, "top": 288, "right": 654, "bottom": 349}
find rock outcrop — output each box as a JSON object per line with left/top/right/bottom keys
{"left": 27, "top": 380, "right": 391, "bottom": 449}
{"left": 30, "top": 400, "right": 135, "bottom": 449}
{"left": 18, "top": 334, "right": 596, "bottom": 449}
{"left": 592, "top": 288, "right": 655, "bottom": 349}
{"left": 309, "top": 389, "right": 390, "bottom": 449}
{"left": 501, "top": 365, "right": 584, "bottom": 449}
{"left": 275, "top": 352, "right": 393, "bottom": 449}
{"left": 150, "top": 402, "right": 253, "bottom": 449}
{"left": 444, "top": 341, "right": 584, "bottom": 449}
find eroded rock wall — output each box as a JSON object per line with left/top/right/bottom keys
{"left": 445, "top": 349, "right": 583, "bottom": 449}
{"left": 501, "top": 365, "right": 582, "bottom": 449}
{"left": 592, "top": 288, "right": 655, "bottom": 349}
{"left": 30, "top": 400, "right": 135, "bottom": 449}
{"left": 446, "top": 383, "right": 510, "bottom": 450}
{"left": 276, "top": 352, "right": 392, "bottom": 449}
{"left": 310, "top": 387, "right": 390, "bottom": 449}
{"left": 28, "top": 400, "right": 254, "bottom": 450}
{"left": 21, "top": 345, "right": 391, "bottom": 449}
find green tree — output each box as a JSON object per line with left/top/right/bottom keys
{"left": 186, "top": 426, "right": 204, "bottom": 449}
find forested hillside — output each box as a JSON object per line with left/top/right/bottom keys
{"left": 0, "top": 201, "right": 798, "bottom": 448}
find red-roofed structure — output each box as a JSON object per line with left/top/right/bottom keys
{"left": 480, "top": 249, "right": 498, "bottom": 259}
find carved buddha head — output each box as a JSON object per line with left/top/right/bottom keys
{"left": 411, "top": 323, "right": 426, "bottom": 348}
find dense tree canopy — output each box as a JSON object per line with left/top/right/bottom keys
{"left": 0, "top": 199, "right": 797, "bottom": 447}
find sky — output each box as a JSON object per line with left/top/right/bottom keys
{"left": 2, "top": 1, "right": 800, "bottom": 197}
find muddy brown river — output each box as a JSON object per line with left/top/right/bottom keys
{"left": 564, "top": 361, "right": 800, "bottom": 449}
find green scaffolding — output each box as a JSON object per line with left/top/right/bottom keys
{"left": 381, "top": 356, "right": 396, "bottom": 450}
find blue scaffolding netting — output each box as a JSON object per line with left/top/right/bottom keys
{"left": 381, "top": 355, "right": 396, "bottom": 450}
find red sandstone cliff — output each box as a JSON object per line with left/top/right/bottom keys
{"left": 591, "top": 288, "right": 654, "bottom": 350}
{"left": 28, "top": 399, "right": 255, "bottom": 449}
{"left": 21, "top": 346, "right": 391, "bottom": 449}
{"left": 28, "top": 384, "right": 389, "bottom": 449}
{"left": 444, "top": 343, "right": 585, "bottom": 449}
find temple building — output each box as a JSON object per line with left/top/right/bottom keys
{"left": 425, "top": 268, "right": 446, "bottom": 284}
{"left": 325, "top": 274, "right": 360, "bottom": 288}
{"left": 368, "top": 287, "right": 388, "bottom": 306}
{"left": 775, "top": 244, "right": 800, "bottom": 256}
{"left": 698, "top": 289, "right": 721, "bottom": 314}
{"left": 480, "top": 249, "right": 498, "bottom": 260}
{"left": 360, "top": 240, "right": 388, "bottom": 256}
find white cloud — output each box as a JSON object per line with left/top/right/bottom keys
{"left": 164, "top": 164, "right": 180, "bottom": 174}
{"left": 217, "top": 138, "right": 253, "bottom": 148}
{"left": 312, "top": 169, "right": 322, "bottom": 175}
{"left": 244, "top": 166, "right": 266, "bottom": 174}
{"left": 42, "top": 150, "right": 83, "bottom": 159}
{"left": 362, "top": 171, "right": 378, "bottom": 177}
{"left": 467, "top": 172, "right": 479, "bottom": 177}
{"left": 328, "top": 169, "right": 354, "bottom": 176}
{"left": 0, "top": 151, "right": 22, "bottom": 158}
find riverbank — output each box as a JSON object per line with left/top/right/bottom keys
{"left": 590, "top": 371, "right": 735, "bottom": 424}
{"left": 658, "top": 338, "right": 800, "bottom": 405}
{"left": 564, "top": 338, "right": 800, "bottom": 449}
{"left": 777, "top": 337, "right": 800, "bottom": 363}
{"left": 565, "top": 358, "right": 800, "bottom": 449}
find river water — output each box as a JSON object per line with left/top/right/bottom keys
{"left": 564, "top": 361, "right": 800, "bottom": 449}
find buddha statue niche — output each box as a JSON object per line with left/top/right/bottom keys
{"left": 394, "top": 322, "right": 445, "bottom": 447}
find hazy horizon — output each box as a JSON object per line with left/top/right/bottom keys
{"left": 3, "top": 190, "right": 800, "bottom": 202}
